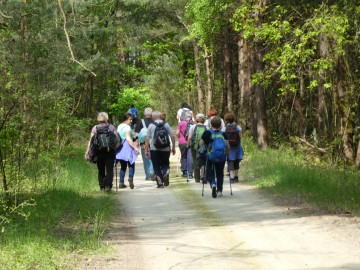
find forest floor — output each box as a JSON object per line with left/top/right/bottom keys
{"left": 76, "top": 150, "right": 360, "bottom": 270}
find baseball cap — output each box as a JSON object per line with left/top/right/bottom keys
{"left": 195, "top": 113, "right": 205, "bottom": 120}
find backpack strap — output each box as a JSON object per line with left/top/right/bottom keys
{"left": 141, "top": 119, "right": 146, "bottom": 128}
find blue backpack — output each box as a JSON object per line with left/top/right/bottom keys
{"left": 128, "top": 107, "right": 138, "bottom": 118}
{"left": 207, "top": 130, "right": 227, "bottom": 163}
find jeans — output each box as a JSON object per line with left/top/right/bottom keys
{"left": 179, "top": 144, "right": 193, "bottom": 173}
{"left": 141, "top": 144, "right": 154, "bottom": 179}
{"left": 150, "top": 150, "right": 170, "bottom": 184}
{"left": 119, "top": 160, "right": 135, "bottom": 184}
{"left": 205, "top": 159, "right": 225, "bottom": 192}
{"left": 96, "top": 151, "right": 115, "bottom": 188}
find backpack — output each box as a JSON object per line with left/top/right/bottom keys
{"left": 183, "top": 120, "right": 194, "bottom": 140}
{"left": 138, "top": 119, "right": 148, "bottom": 144}
{"left": 128, "top": 107, "right": 138, "bottom": 118}
{"left": 207, "top": 130, "right": 227, "bottom": 163}
{"left": 180, "top": 108, "right": 190, "bottom": 121}
{"left": 153, "top": 122, "right": 170, "bottom": 149}
{"left": 225, "top": 125, "right": 240, "bottom": 147}
{"left": 191, "top": 124, "right": 206, "bottom": 150}
{"left": 93, "top": 124, "right": 117, "bottom": 152}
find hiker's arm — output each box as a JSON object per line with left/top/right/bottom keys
{"left": 85, "top": 133, "right": 94, "bottom": 159}
{"left": 170, "top": 132, "right": 176, "bottom": 155}
{"left": 144, "top": 136, "right": 150, "bottom": 158}
{"left": 199, "top": 138, "right": 204, "bottom": 147}
{"left": 126, "top": 130, "right": 139, "bottom": 152}
{"left": 114, "top": 131, "right": 121, "bottom": 148}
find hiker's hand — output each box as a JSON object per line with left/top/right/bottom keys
{"left": 145, "top": 151, "right": 150, "bottom": 158}
{"left": 85, "top": 151, "right": 89, "bottom": 160}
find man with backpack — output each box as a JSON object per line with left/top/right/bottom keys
{"left": 186, "top": 113, "right": 206, "bottom": 182}
{"left": 85, "top": 112, "right": 120, "bottom": 192}
{"left": 199, "top": 116, "right": 230, "bottom": 198}
{"left": 145, "top": 111, "right": 176, "bottom": 188}
{"left": 135, "top": 107, "right": 155, "bottom": 181}
{"left": 176, "top": 111, "right": 194, "bottom": 179}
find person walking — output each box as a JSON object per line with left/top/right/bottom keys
{"left": 176, "top": 111, "right": 194, "bottom": 179}
{"left": 199, "top": 116, "right": 229, "bottom": 198}
{"left": 116, "top": 113, "right": 140, "bottom": 189}
{"left": 204, "top": 108, "right": 226, "bottom": 132}
{"left": 187, "top": 113, "right": 206, "bottom": 182}
{"left": 85, "top": 112, "right": 120, "bottom": 192}
{"left": 135, "top": 107, "right": 155, "bottom": 181}
{"left": 145, "top": 111, "right": 176, "bottom": 188}
{"left": 176, "top": 102, "right": 192, "bottom": 123}
{"left": 224, "top": 113, "right": 244, "bottom": 183}
{"left": 128, "top": 104, "right": 139, "bottom": 128}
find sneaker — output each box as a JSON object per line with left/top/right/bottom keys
{"left": 163, "top": 174, "right": 169, "bottom": 187}
{"left": 212, "top": 186, "right": 217, "bottom": 198}
{"left": 105, "top": 186, "right": 111, "bottom": 193}
{"left": 150, "top": 173, "right": 156, "bottom": 181}
{"left": 182, "top": 171, "right": 187, "bottom": 178}
{"left": 188, "top": 173, "right": 193, "bottom": 179}
{"left": 233, "top": 176, "right": 239, "bottom": 183}
{"left": 217, "top": 191, "right": 223, "bottom": 197}
{"left": 129, "top": 179, "right": 134, "bottom": 189}
{"left": 157, "top": 184, "right": 164, "bottom": 188}
{"left": 119, "top": 184, "right": 127, "bottom": 189}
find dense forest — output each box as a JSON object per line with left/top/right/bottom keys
{"left": 1, "top": 0, "right": 360, "bottom": 204}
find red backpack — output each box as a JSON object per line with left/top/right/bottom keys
{"left": 225, "top": 125, "right": 240, "bottom": 147}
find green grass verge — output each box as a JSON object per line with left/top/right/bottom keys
{"left": 0, "top": 146, "right": 116, "bottom": 270}
{"left": 241, "top": 135, "right": 360, "bottom": 215}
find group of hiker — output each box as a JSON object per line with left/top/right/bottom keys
{"left": 85, "top": 102, "right": 244, "bottom": 198}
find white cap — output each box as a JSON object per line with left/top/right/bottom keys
{"left": 195, "top": 113, "right": 205, "bottom": 120}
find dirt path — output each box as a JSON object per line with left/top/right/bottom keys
{"left": 79, "top": 153, "right": 360, "bottom": 270}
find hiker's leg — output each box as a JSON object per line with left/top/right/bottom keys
{"left": 205, "top": 160, "right": 215, "bottom": 187}
{"left": 140, "top": 145, "right": 150, "bottom": 179}
{"left": 215, "top": 162, "right": 225, "bottom": 192}
{"left": 119, "top": 160, "right": 128, "bottom": 185}
{"left": 228, "top": 160, "right": 235, "bottom": 181}
{"left": 160, "top": 150, "right": 171, "bottom": 176}
{"left": 104, "top": 152, "right": 115, "bottom": 189}
{"left": 96, "top": 152, "right": 106, "bottom": 189}
{"left": 150, "top": 150, "right": 163, "bottom": 185}
{"left": 191, "top": 148, "right": 200, "bottom": 181}
{"left": 128, "top": 161, "right": 135, "bottom": 177}
{"left": 179, "top": 144, "right": 187, "bottom": 175}
{"left": 187, "top": 148, "right": 193, "bottom": 176}
{"left": 234, "top": 159, "right": 240, "bottom": 181}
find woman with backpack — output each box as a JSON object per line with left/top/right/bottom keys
{"left": 85, "top": 112, "right": 120, "bottom": 192}
{"left": 224, "top": 113, "right": 244, "bottom": 183}
{"left": 176, "top": 111, "right": 194, "bottom": 179}
{"left": 186, "top": 113, "right": 206, "bottom": 182}
{"left": 204, "top": 108, "right": 226, "bottom": 132}
{"left": 116, "top": 113, "right": 140, "bottom": 189}
{"left": 199, "top": 116, "right": 230, "bottom": 198}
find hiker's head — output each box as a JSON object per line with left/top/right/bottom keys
{"left": 131, "top": 104, "right": 135, "bottom": 108}
{"left": 122, "top": 113, "right": 133, "bottom": 125}
{"left": 210, "top": 116, "right": 222, "bottom": 129}
{"left": 195, "top": 113, "right": 205, "bottom": 124}
{"left": 144, "top": 107, "right": 152, "bottom": 117}
{"left": 181, "top": 102, "right": 191, "bottom": 110}
{"left": 207, "top": 108, "right": 218, "bottom": 118}
{"left": 224, "top": 113, "right": 236, "bottom": 124}
{"left": 97, "top": 112, "right": 109, "bottom": 123}
{"left": 152, "top": 110, "right": 161, "bottom": 120}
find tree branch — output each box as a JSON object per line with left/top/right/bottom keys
{"left": 57, "top": 0, "right": 96, "bottom": 77}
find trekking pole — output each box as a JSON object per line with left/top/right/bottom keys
{"left": 186, "top": 147, "right": 189, "bottom": 183}
{"left": 229, "top": 161, "right": 233, "bottom": 195}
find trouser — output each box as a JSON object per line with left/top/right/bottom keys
{"left": 179, "top": 144, "right": 193, "bottom": 173}
{"left": 141, "top": 144, "right": 154, "bottom": 179}
{"left": 96, "top": 150, "right": 115, "bottom": 188}
{"left": 150, "top": 150, "right": 170, "bottom": 184}
{"left": 191, "top": 148, "right": 201, "bottom": 181}
{"left": 205, "top": 159, "right": 225, "bottom": 192}
{"left": 119, "top": 160, "right": 135, "bottom": 184}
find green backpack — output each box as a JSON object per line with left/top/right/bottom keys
{"left": 191, "top": 124, "right": 206, "bottom": 150}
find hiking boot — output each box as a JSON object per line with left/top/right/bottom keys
{"left": 100, "top": 186, "right": 105, "bottom": 191}
{"left": 128, "top": 177, "right": 134, "bottom": 189}
{"left": 212, "top": 186, "right": 217, "bottom": 198}
{"left": 150, "top": 173, "right": 156, "bottom": 181}
{"left": 217, "top": 191, "right": 223, "bottom": 197}
{"left": 157, "top": 184, "right": 164, "bottom": 188}
{"left": 119, "top": 184, "right": 127, "bottom": 189}
{"left": 105, "top": 186, "right": 111, "bottom": 193}
{"left": 163, "top": 174, "right": 169, "bottom": 187}
{"left": 188, "top": 173, "right": 193, "bottom": 179}
{"left": 182, "top": 171, "right": 187, "bottom": 178}
{"left": 233, "top": 176, "right": 239, "bottom": 183}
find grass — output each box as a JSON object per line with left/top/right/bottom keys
{"left": 241, "top": 135, "right": 360, "bottom": 215}
{"left": 0, "top": 146, "right": 117, "bottom": 270}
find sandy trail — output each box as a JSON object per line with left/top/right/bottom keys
{"left": 80, "top": 152, "right": 360, "bottom": 270}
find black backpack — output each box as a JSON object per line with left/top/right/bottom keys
{"left": 183, "top": 120, "right": 195, "bottom": 140}
{"left": 93, "top": 124, "right": 117, "bottom": 152}
{"left": 225, "top": 125, "right": 240, "bottom": 147}
{"left": 153, "top": 122, "right": 170, "bottom": 149}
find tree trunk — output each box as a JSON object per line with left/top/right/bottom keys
{"left": 317, "top": 33, "right": 329, "bottom": 140}
{"left": 223, "top": 28, "right": 233, "bottom": 113}
{"left": 335, "top": 55, "right": 354, "bottom": 163}
{"left": 194, "top": 44, "right": 204, "bottom": 113}
{"left": 238, "top": 37, "right": 252, "bottom": 129}
{"left": 356, "top": 140, "right": 360, "bottom": 167}
{"left": 204, "top": 46, "right": 213, "bottom": 114}
{"left": 251, "top": 0, "right": 269, "bottom": 149}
